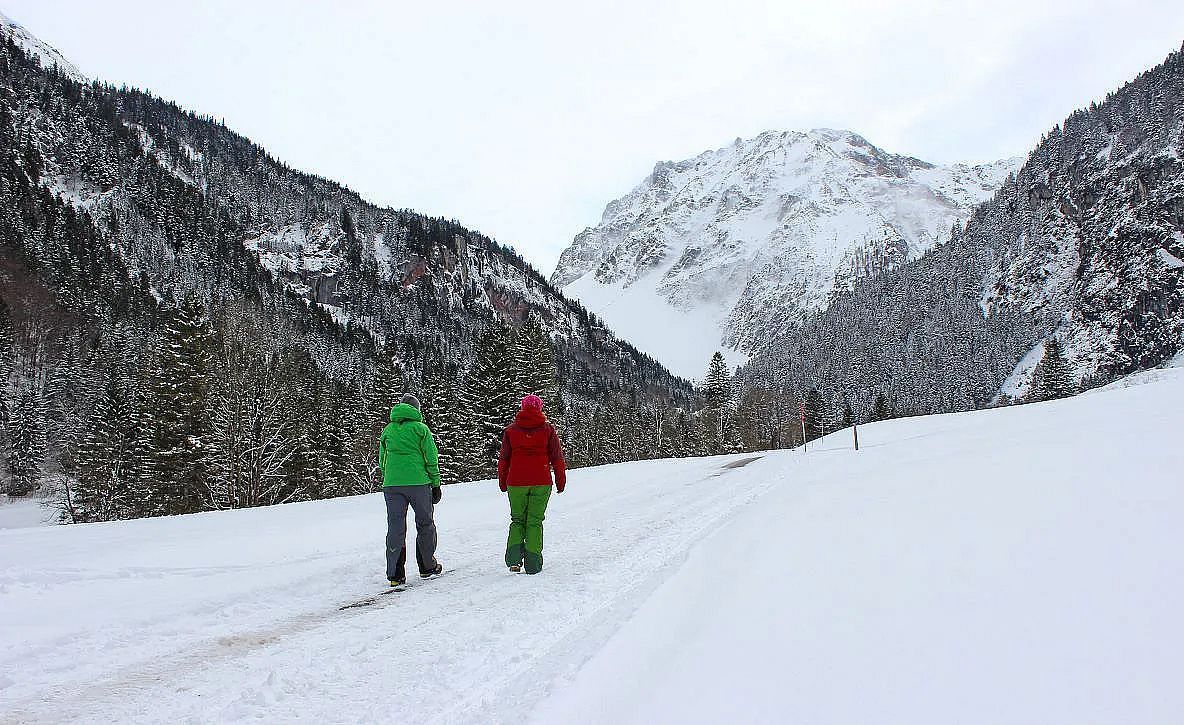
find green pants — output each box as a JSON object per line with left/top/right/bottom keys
{"left": 505, "top": 485, "right": 552, "bottom": 574}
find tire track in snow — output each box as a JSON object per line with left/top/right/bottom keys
{"left": 2, "top": 453, "right": 792, "bottom": 724}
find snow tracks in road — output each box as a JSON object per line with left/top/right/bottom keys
{"left": 0, "top": 452, "right": 784, "bottom": 724}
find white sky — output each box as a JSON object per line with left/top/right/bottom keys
{"left": 9, "top": 1, "right": 1184, "bottom": 274}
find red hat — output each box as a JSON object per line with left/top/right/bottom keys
{"left": 521, "top": 394, "right": 544, "bottom": 411}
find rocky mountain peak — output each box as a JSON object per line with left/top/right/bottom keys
{"left": 552, "top": 129, "right": 1019, "bottom": 377}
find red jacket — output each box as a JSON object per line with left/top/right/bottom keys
{"left": 498, "top": 409, "right": 566, "bottom": 492}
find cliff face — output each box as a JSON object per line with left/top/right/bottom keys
{"left": 553, "top": 128, "right": 1016, "bottom": 376}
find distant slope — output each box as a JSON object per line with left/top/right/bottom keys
{"left": 553, "top": 128, "right": 1016, "bottom": 376}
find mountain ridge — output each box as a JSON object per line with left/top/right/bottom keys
{"left": 738, "top": 40, "right": 1184, "bottom": 415}
{"left": 552, "top": 127, "right": 1019, "bottom": 377}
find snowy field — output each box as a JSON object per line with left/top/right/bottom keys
{"left": 0, "top": 497, "right": 55, "bottom": 530}
{"left": 2, "top": 371, "right": 1182, "bottom": 724}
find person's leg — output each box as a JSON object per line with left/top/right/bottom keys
{"left": 523, "top": 485, "right": 552, "bottom": 574}
{"left": 384, "top": 488, "right": 410, "bottom": 581}
{"left": 408, "top": 485, "right": 439, "bottom": 575}
{"left": 505, "top": 487, "right": 529, "bottom": 568}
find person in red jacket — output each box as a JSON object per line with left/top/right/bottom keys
{"left": 498, "top": 394, "right": 566, "bottom": 574}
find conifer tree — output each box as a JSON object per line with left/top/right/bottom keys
{"left": 804, "top": 388, "right": 826, "bottom": 440}
{"left": 368, "top": 343, "right": 405, "bottom": 423}
{"left": 74, "top": 380, "right": 136, "bottom": 521}
{"left": 702, "top": 352, "right": 732, "bottom": 410}
{"left": 0, "top": 298, "right": 11, "bottom": 445}
{"left": 422, "top": 362, "right": 462, "bottom": 483}
{"left": 1033, "top": 337, "right": 1076, "bottom": 401}
{"left": 460, "top": 325, "right": 516, "bottom": 478}
{"left": 144, "top": 299, "right": 215, "bottom": 516}
{"left": 700, "top": 351, "right": 740, "bottom": 453}
{"left": 6, "top": 388, "right": 46, "bottom": 496}
{"left": 316, "top": 405, "right": 352, "bottom": 497}
{"left": 871, "top": 391, "right": 893, "bottom": 422}
{"left": 839, "top": 396, "right": 855, "bottom": 428}
{"left": 510, "top": 314, "right": 564, "bottom": 430}
{"left": 0, "top": 297, "right": 13, "bottom": 390}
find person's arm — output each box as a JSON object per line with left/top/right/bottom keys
{"left": 497, "top": 429, "right": 511, "bottom": 492}
{"left": 420, "top": 425, "right": 441, "bottom": 487}
{"left": 377, "top": 430, "right": 387, "bottom": 470}
{"left": 548, "top": 426, "right": 567, "bottom": 493}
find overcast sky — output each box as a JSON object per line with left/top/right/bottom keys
{"left": 9, "top": 1, "right": 1184, "bottom": 273}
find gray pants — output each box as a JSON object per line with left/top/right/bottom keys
{"left": 384, "top": 486, "right": 438, "bottom": 579}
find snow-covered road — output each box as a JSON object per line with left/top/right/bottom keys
{"left": 0, "top": 449, "right": 782, "bottom": 723}
{"left": 2, "top": 369, "right": 1182, "bottom": 724}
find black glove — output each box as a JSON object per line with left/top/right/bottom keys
{"left": 432, "top": 486, "right": 442, "bottom": 504}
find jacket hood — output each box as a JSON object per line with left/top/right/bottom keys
{"left": 514, "top": 408, "right": 547, "bottom": 429}
{"left": 390, "top": 402, "right": 423, "bottom": 423}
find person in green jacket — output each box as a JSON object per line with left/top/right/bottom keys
{"left": 378, "top": 393, "right": 443, "bottom": 586}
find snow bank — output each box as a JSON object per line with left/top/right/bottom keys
{"left": 535, "top": 379, "right": 1184, "bottom": 724}
{"left": 2, "top": 376, "right": 1181, "bottom": 723}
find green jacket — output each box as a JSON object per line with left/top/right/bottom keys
{"left": 378, "top": 403, "right": 441, "bottom": 487}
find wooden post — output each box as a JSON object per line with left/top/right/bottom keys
{"left": 853, "top": 423, "right": 859, "bottom": 451}
{"left": 799, "top": 401, "right": 807, "bottom": 452}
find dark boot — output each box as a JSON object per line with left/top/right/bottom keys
{"left": 390, "top": 547, "right": 407, "bottom": 586}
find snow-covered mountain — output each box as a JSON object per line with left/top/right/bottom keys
{"left": 738, "top": 42, "right": 1184, "bottom": 414}
{"left": 552, "top": 129, "right": 1018, "bottom": 377}
{"left": 0, "top": 12, "right": 84, "bottom": 82}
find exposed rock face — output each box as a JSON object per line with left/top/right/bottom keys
{"left": 552, "top": 129, "right": 1017, "bottom": 376}
{"left": 739, "top": 43, "right": 1184, "bottom": 411}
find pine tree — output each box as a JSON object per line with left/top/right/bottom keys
{"left": 368, "top": 343, "right": 405, "bottom": 423}
{"left": 73, "top": 380, "right": 136, "bottom": 521}
{"left": 702, "top": 352, "right": 732, "bottom": 409}
{"left": 0, "top": 299, "right": 11, "bottom": 459}
{"left": 700, "top": 352, "right": 740, "bottom": 453}
{"left": 144, "top": 299, "right": 215, "bottom": 516}
{"left": 460, "top": 325, "right": 516, "bottom": 479}
{"left": 1033, "top": 337, "right": 1076, "bottom": 401}
{"left": 871, "top": 391, "right": 893, "bottom": 422}
{"left": 510, "top": 314, "right": 564, "bottom": 431}
{"left": 0, "top": 297, "right": 13, "bottom": 389}
{"left": 511, "top": 316, "right": 559, "bottom": 397}
{"left": 839, "top": 396, "right": 855, "bottom": 428}
{"left": 422, "top": 362, "right": 462, "bottom": 484}
{"left": 6, "top": 388, "right": 46, "bottom": 496}
{"left": 316, "top": 402, "right": 352, "bottom": 497}
{"left": 804, "top": 388, "right": 826, "bottom": 440}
